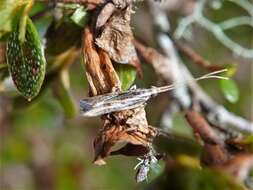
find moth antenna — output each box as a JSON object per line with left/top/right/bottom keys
{"left": 156, "top": 69, "right": 229, "bottom": 93}
{"left": 195, "top": 69, "right": 229, "bottom": 81}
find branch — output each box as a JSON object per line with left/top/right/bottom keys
{"left": 175, "top": 41, "right": 225, "bottom": 72}
{"left": 137, "top": 0, "right": 253, "bottom": 134}
{"left": 185, "top": 110, "right": 229, "bottom": 166}
{"left": 174, "top": 0, "right": 253, "bottom": 59}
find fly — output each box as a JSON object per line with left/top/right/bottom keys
{"left": 80, "top": 69, "right": 228, "bottom": 117}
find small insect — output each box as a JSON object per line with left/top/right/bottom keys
{"left": 80, "top": 69, "right": 228, "bottom": 117}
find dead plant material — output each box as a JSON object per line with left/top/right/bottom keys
{"left": 185, "top": 110, "right": 230, "bottom": 166}
{"left": 175, "top": 41, "right": 225, "bottom": 72}
{"left": 82, "top": 26, "right": 155, "bottom": 165}
{"left": 93, "top": 107, "right": 158, "bottom": 165}
{"left": 95, "top": 5, "right": 141, "bottom": 71}
{"left": 96, "top": 2, "right": 116, "bottom": 29}
{"left": 82, "top": 27, "right": 120, "bottom": 95}
{"left": 134, "top": 40, "right": 172, "bottom": 82}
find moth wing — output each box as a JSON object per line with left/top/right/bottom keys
{"left": 80, "top": 100, "right": 94, "bottom": 111}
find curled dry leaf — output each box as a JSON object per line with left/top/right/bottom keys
{"left": 96, "top": 2, "right": 115, "bottom": 29}
{"left": 82, "top": 27, "right": 154, "bottom": 165}
{"left": 95, "top": 5, "right": 141, "bottom": 71}
{"left": 82, "top": 27, "right": 121, "bottom": 95}
{"left": 93, "top": 107, "right": 158, "bottom": 165}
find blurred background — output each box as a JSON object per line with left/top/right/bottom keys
{"left": 0, "top": 0, "right": 252, "bottom": 189}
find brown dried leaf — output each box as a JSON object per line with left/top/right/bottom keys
{"left": 96, "top": 2, "right": 116, "bottom": 29}
{"left": 95, "top": 6, "right": 138, "bottom": 65}
{"left": 82, "top": 27, "right": 121, "bottom": 95}
{"left": 93, "top": 107, "right": 158, "bottom": 165}
{"left": 98, "top": 49, "right": 121, "bottom": 90}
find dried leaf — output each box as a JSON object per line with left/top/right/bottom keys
{"left": 95, "top": 6, "right": 138, "bottom": 65}
{"left": 82, "top": 27, "right": 120, "bottom": 95}
{"left": 93, "top": 107, "right": 158, "bottom": 165}
{"left": 95, "top": 2, "right": 115, "bottom": 29}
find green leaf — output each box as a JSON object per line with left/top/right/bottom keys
{"left": 115, "top": 64, "right": 136, "bottom": 91}
{"left": 6, "top": 17, "right": 46, "bottom": 100}
{"left": 219, "top": 79, "right": 239, "bottom": 103}
{"left": 70, "top": 6, "right": 88, "bottom": 27}
{"left": 53, "top": 69, "right": 77, "bottom": 118}
{"left": 18, "top": 0, "right": 34, "bottom": 42}
{"left": 18, "top": 14, "right": 28, "bottom": 42}
{"left": 0, "top": 0, "right": 25, "bottom": 38}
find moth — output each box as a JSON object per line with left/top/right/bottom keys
{"left": 80, "top": 69, "right": 228, "bottom": 117}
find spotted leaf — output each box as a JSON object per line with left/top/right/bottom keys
{"left": 6, "top": 17, "right": 46, "bottom": 100}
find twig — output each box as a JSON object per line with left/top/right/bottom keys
{"left": 219, "top": 16, "right": 253, "bottom": 30}
{"left": 175, "top": 41, "right": 225, "bottom": 72}
{"left": 135, "top": 38, "right": 253, "bottom": 134}
{"left": 185, "top": 110, "right": 229, "bottom": 166}
{"left": 138, "top": 0, "right": 253, "bottom": 134}
{"left": 174, "top": 0, "right": 253, "bottom": 59}
{"left": 148, "top": 0, "right": 192, "bottom": 110}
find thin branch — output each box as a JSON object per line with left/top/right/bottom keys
{"left": 185, "top": 110, "right": 229, "bottom": 166}
{"left": 139, "top": 0, "right": 253, "bottom": 134}
{"left": 174, "top": 0, "right": 253, "bottom": 59}
{"left": 219, "top": 16, "right": 253, "bottom": 30}
{"left": 175, "top": 41, "right": 224, "bottom": 72}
